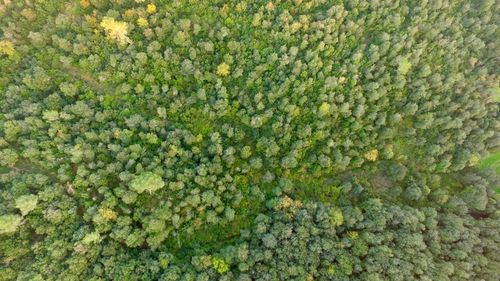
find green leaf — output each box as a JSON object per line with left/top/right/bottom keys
{"left": 130, "top": 172, "right": 165, "bottom": 194}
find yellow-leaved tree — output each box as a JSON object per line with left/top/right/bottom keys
{"left": 100, "top": 17, "right": 131, "bottom": 45}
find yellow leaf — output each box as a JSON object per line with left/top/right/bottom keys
{"left": 348, "top": 231, "right": 359, "bottom": 240}
{"left": 364, "top": 149, "right": 379, "bottom": 161}
{"left": 124, "top": 9, "right": 135, "bottom": 18}
{"left": 266, "top": 2, "right": 275, "bottom": 11}
{"left": 219, "top": 4, "right": 229, "bottom": 17}
{"left": 236, "top": 3, "right": 247, "bottom": 12}
{"left": 398, "top": 57, "right": 412, "bottom": 75}
{"left": 99, "top": 207, "right": 117, "bottom": 221}
{"left": 216, "top": 63, "right": 230, "bottom": 76}
{"left": 0, "top": 40, "right": 15, "bottom": 56}
{"left": 100, "top": 17, "right": 131, "bottom": 44}
{"left": 147, "top": 3, "right": 157, "bottom": 14}
{"left": 137, "top": 17, "right": 148, "bottom": 27}
{"left": 319, "top": 102, "right": 331, "bottom": 116}
{"left": 80, "top": 0, "right": 90, "bottom": 8}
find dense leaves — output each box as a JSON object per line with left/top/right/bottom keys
{"left": 215, "top": 175, "right": 499, "bottom": 281}
{"left": 0, "top": 0, "right": 498, "bottom": 280}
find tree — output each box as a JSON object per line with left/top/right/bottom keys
{"left": 15, "top": 195, "right": 38, "bottom": 216}
{"left": 130, "top": 172, "right": 165, "bottom": 194}
{"left": 0, "top": 215, "right": 22, "bottom": 235}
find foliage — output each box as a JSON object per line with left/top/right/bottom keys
{"left": 0, "top": 40, "right": 15, "bottom": 56}
{"left": 100, "top": 17, "right": 131, "bottom": 45}
{"left": 216, "top": 63, "right": 231, "bottom": 77}
{"left": 0, "top": 0, "right": 498, "bottom": 280}
{"left": 130, "top": 172, "right": 165, "bottom": 194}
{"left": 480, "top": 151, "right": 500, "bottom": 174}
{"left": 14, "top": 195, "right": 38, "bottom": 216}
{"left": 195, "top": 171, "right": 499, "bottom": 281}
{"left": 0, "top": 215, "right": 22, "bottom": 235}
{"left": 211, "top": 257, "right": 230, "bottom": 274}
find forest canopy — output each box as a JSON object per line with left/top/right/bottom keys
{"left": 0, "top": 0, "right": 498, "bottom": 280}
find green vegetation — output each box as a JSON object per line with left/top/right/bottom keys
{"left": 130, "top": 172, "right": 165, "bottom": 194}
{"left": 0, "top": 0, "right": 498, "bottom": 280}
{"left": 480, "top": 151, "right": 500, "bottom": 193}
{"left": 480, "top": 151, "right": 500, "bottom": 173}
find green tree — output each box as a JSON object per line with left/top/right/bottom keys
{"left": 130, "top": 172, "right": 165, "bottom": 194}
{"left": 15, "top": 195, "right": 38, "bottom": 216}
